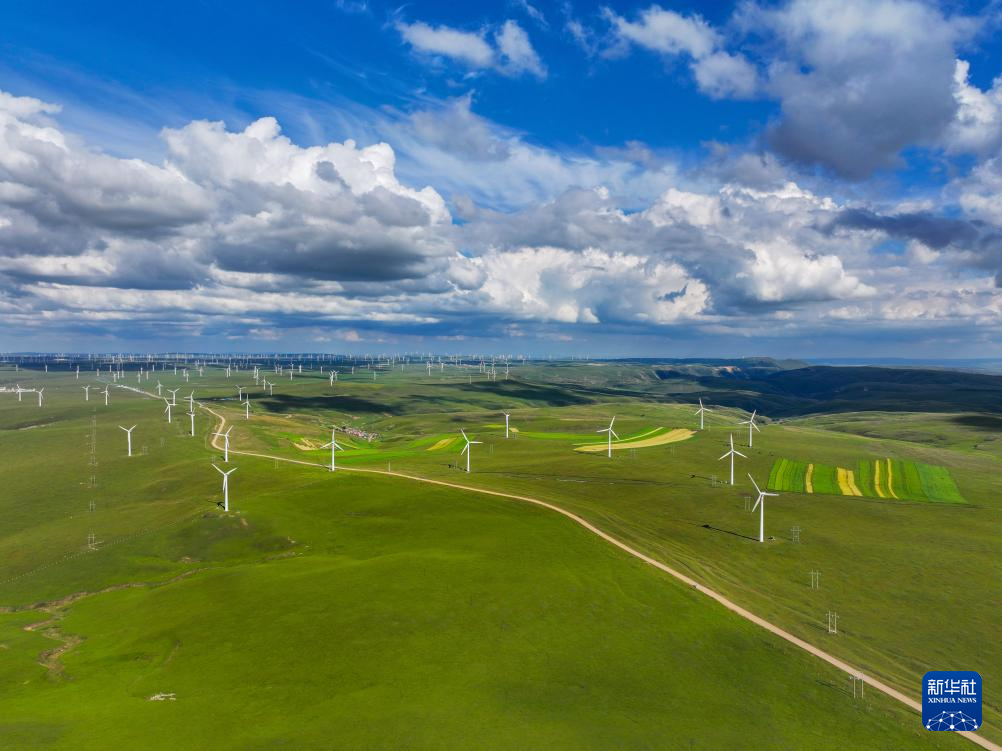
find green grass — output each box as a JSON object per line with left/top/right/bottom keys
{"left": 0, "top": 365, "right": 997, "bottom": 747}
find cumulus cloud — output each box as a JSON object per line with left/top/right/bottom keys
{"left": 2, "top": 87, "right": 999, "bottom": 349}
{"left": 396, "top": 18, "right": 545, "bottom": 79}
{"left": 751, "top": 0, "right": 974, "bottom": 178}
{"left": 474, "top": 246, "right": 709, "bottom": 324}
{"left": 605, "top": 5, "right": 758, "bottom": 99}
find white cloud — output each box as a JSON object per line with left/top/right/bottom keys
{"left": 396, "top": 18, "right": 545, "bottom": 79}
{"left": 605, "top": 5, "right": 758, "bottom": 100}
{"left": 496, "top": 20, "right": 547, "bottom": 78}
{"left": 474, "top": 246, "right": 709, "bottom": 324}
{"left": 608, "top": 6, "right": 718, "bottom": 58}
{"left": 396, "top": 21, "right": 495, "bottom": 68}
{"left": 945, "top": 59, "right": 1002, "bottom": 155}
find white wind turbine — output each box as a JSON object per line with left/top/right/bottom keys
{"left": 694, "top": 398, "right": 712, "bottom": 430}
{"left": 156, "top": 381, "right": 163, "bottom": 397}
{"left": 739, "top": 409, "right": 760, "bottom": 447}
{"left": 82, "top": 385, "right": 91, "bottom": 401}
{"left": 186, "top": 391, "right": 195, "bottom": 412}
{"left": 460, "top": 429, "right": 482, "bottom": 473}
{"left": 36, "top": 388, "right": 44, "bottom": 407}
{"left": 321, "top": 429, "right": 344, "bottom": 471}
{"left": 718, "top": 434, "right": 746, "bottom": 486}
{"left": 164, "top": 399, "right": 173, "bottom": 423}
{"left": 119, "top": 425, "right": 136, "bottom": 457}
{"left": 748, "top": 473, "right": 778, "bottom": 543}
{"left": 214, "top": 426, "right": 232, "bottom": 462}
{"left": 503, "top": 411, "right": 511, "bottom": 438}
{"left": 244, "top": 401, "right": 250, "bottom": 419}
{"left": 167, "top": 388, "right": 179, "bottom": 406}
{"left": 597, "top": 416, "right": 618, "bottom": 458}
{"left": 237, "top": 386, "right": 244, "bottom": 401}
{"left": 103, "top": 386, "right": 110, "bottom": 406}
{"left": 213, "top": 464, "right": 237, "bottom": 512}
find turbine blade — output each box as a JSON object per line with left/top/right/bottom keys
{"left": 735, "top": 450, "right": 747, "bottom": 458}
{"left": 752, "top": 497, "right": 761, "bottom": 511}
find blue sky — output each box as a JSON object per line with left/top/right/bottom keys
{"left": 1, "top": 0, "right": 1002, "bottom": 356}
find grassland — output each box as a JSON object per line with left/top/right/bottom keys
{"left": 0, "top": 361, "right": 997, "bottom": 748}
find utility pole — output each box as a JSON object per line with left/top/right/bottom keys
{"left": 810, "top": 570, "right": 821, "bottom": 589}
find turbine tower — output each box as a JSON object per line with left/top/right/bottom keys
{"left": 597, "top": 417, "right": 618, "bottom": 458}
{"left": 213, "top": 464, "right": 237, "bottom": 512}
{"left": 718, "top": 434, "right": 746, "bottom": 486}
{"left": 119, "top": 425, "right": 136, "bottom": 457}
{"left": 748, "top": 473, "right": 778, "bottom": 543}
{"left": 739, "top": 409, "right": 761, "bottom": 447}
{"left": 694, "top": 398, "right": 712, "bottom": 430}
{"left": 213, "top": 426, "right": 233, "bottom": 462}
{"left": 460, "top": 429, "right": 482, "bottom": 473}
{"left": 503, "top": 411, "right": 511, "bottom": 439}
{"left": 321, "top": 429, "right": 344, "bottom": 471}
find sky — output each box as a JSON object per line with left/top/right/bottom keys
{"left": 2, "top": 0, "right": 1002, "bottom": 356}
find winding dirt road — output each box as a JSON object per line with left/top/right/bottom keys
{"left": 198, "top": 401, "right": 997, "bottom": 750}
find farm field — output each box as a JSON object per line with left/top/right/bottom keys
{"left": 767, "top": 457, "right": 965, "bottom": 503}
{"left": 0, "top": 360, "right": 998, "bottom": 748}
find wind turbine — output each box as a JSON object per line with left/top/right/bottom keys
{"left": 748, "top": 474, "right": 778, "bottom": 543}
{"left": 503, "top": 411, "right": 511, "bottom": 438}
{"left": 460, "top": 429, "right": 482, "bottom": 473}
{"left": 739, "top": 409, "right": 761, "bottom": 447}
{"left": 321, "top": 429, "right": 344, "bottom": 471}
{"left": 718, "top": 434, "right": 746, "bottom": 486}
{"left": 103, "top": 386, "right": 110, "bottom": 406}
{"left": 36, "top": 388, "right": 43, "bottom": 407}
{"left": 164, "top": 400, "right": 173, "bottom": 423}
{"left": 213, "top": 464, "right": 237, "bottom": 512}
{"left": 156, "top": 381, "right": 163, "bottom": 397}
{"left": 186, "top": 391, "right": 195, "bottom": 412}
{"left": 82, "top": 385, "right": 91, "bottom": 401}
{"left": 167, "top": 388, "right": 179, "bottom": 406}
{"left": 597, "top": 417, "right": 619, "bottom": 458}
{"left": 237, "top": 385, "right": 244, "bottom": 401}
{"left": 119, "top": 425, "right": 136, "bottom": 457}
{"left": 694, "top": 398, "right": 712, "bottom": 430}
{"left": 244, "top": 401, "right": 250, "bottom": 419}
{"left": 214, "top": 426, "right": 232, "bottom": 462}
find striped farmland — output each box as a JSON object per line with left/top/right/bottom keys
{"left": 767, "top": 457, "right": 964, "bottom": 503}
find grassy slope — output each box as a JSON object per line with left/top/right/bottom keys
{"left": 0, "top": 365, "right": 994, "bottom": 748}
{"left": 0, "top": 377, "right": 956, "bottom": 749}
{"left": 211, "top": 366, "right": 1002, "bottom": 743}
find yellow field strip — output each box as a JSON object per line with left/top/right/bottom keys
{"left": 427, "top": 437, "right": 457, "bottom": 452}
{"left": 805, "top": 464, "right": 814, "bottom": 494}
{"left": 836, "top": 467, "right": 863, "bottom": 497}
{"left": 885, "top": 458, "right": 898, "bottom": 499}
{"left": 575, "top": 428, "right": 695, "bottom": 452}
{"left": 874, "top": 460, "right": 885, "bottom": 498}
